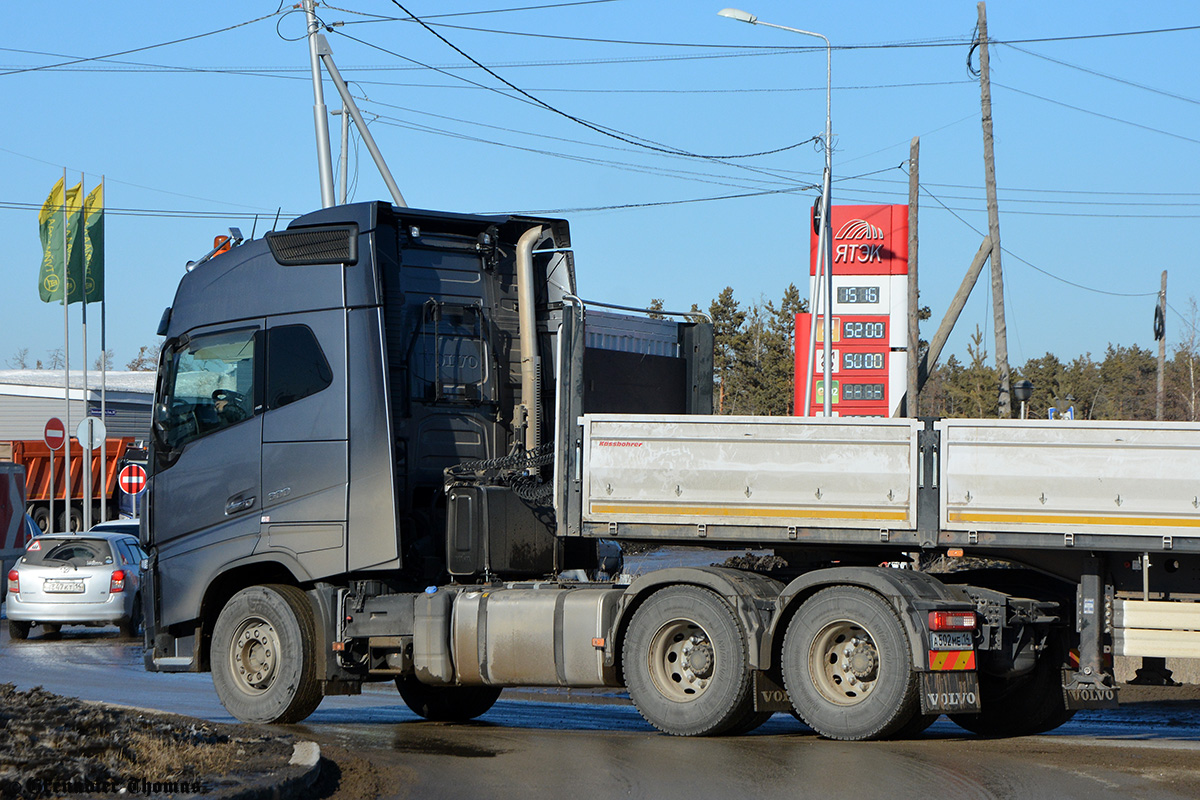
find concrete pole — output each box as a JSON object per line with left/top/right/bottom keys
{"left": 1158, "top": 270, "right": 1167, "bottom": 420}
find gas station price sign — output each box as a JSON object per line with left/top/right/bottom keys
{"left": 795, "top": 204, "right": 909, "bottom": 418}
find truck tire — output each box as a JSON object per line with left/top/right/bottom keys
{"left": 211, "top": 585, "right": 323, "bottom": 724}
{"left": 31, "top": 506, "right": 50, "bottom": 534}
{"left": 949, "top": 644, "right": 1074, "bottom": 737}
{"left": 622, "top": 585, "right": 753, "bottom": 736}
{"left": 9, "top": 620, "right": 31, "bottom": 640}
{"left": 58, "top": 506, "right": 83, "bottom": 533}
{"left": 781, "top": 586, "right": 919, "bottom": 741}
{"left": 395, "top": 678, "right": 502, "bottom": 722}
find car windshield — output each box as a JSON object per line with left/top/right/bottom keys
{"left": 22, "top": 538, "right": 115, "bottom": 568}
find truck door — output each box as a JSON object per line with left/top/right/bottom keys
{"left": 150, "top": 324, "right": 263, "bottom": 626}
{"left": 257, "top": 311, "right": 348, "bottom": 578}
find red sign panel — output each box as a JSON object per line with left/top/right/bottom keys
{"left": 795, "top": 313, "right": 889, "bottom": 417}
{"left": 119, "top": 464, "right": 147, "bottom": 495}
{"left": 43, "top": 417, "right": 66, "bottom": 451}
{"left": 811, "top": 204, "right": 909, "bottom": 277}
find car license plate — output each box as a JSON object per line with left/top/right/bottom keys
{"left": 43, "top": 579, "right": 84, "bottom": 593}
{"left": 929, "top": 631, "right": 973, "bottom": 650}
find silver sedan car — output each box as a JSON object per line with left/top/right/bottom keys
{"left": 5, "top": 525, "right": 146, "bottom": 640}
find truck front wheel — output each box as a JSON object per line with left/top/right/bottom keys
{"left": 395, "top": 678, "right": 501, "bottom": 721}
{"left": 781, "top": 586, "right": 919, "bottom": 741}
{"left": 622, "top": 586, "right": 753, "bottom": 736}
{"left": 211, "top": 585, "right": 323, "bottom": 724}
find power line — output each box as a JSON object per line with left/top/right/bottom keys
{"left": 1001, "top": 43, "right": 1200, "bottom": 107}
{"left": 994, "top": 82, "right": 1200, "bottom": 146}
{"left": 912, "top": 179, "right": 1159, "bottom": 297}
{"left": 0, "top": 11, "right": 282, "bottom": 77}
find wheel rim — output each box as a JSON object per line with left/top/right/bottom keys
{"left": 808, "top": 619, "right": 881, "bottom": 706}
{"left": 646, "top": 618, "right": 716, "bottom": 702}
{"left": 229, "top": 617, "right": 279, "bottom": 695}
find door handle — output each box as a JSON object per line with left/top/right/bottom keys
{"left": 225, "top": 495, "right": 256, "bottom": 515}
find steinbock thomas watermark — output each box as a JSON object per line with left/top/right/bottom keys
{"left": 20, "top": 777, "right": 206, "bottom": 796}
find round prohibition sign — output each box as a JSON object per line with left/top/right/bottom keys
{"left": 119, "top": 464, "right": 148, "bottom": 495}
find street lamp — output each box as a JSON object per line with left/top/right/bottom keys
{"left": 718, "top": 8, "right": 834, "bottom": 416}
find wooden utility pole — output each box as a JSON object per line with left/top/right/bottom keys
{"left": 1157, "top": 270, "right": 1167, "bottom": 420}
{"left": 907, "top": 137, "right": 920, "bottom": 417}
{"left": 977, "top": 2, "right": 1011, "bottom": 417}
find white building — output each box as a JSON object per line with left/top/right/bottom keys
{"left": 0, "top": 370, "right": 155, "bottom": 441}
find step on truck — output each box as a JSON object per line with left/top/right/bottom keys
{"left": 142, "top": 202, "right": 1200, "bottom": 739}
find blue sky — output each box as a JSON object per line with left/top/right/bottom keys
{"left": 2, "top": 1, "right": 1198, "bottom": 381}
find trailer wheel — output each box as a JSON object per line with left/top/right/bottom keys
{"left": 395, "top": 678, "right": 502, "bottom": 722}
{"left": 949, "top": 643, "right": 1074, "bottom": 737}
{"left": 211, "top": 585, "right": 323, "bottom": 724}
{"left": 8, "top": 620, "right": 31, "bottom": 640}
{"left": 622, "top": 586, "right": 753, "bottom": 736}
{"left": 781, "top": 586, "right": 918, "bottom": 741}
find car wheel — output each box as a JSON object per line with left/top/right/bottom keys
{"left": 9, "top": 620, "right": 31, "bottom": 640}
{"left": 118, "top": 597, "right": 143, "bottom": 638}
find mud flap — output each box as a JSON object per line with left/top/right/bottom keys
{"left": 752, "top": 670, "right": 793, "bottom": 713}
{"left": 919, "top": 671, "right": 981, "bottom": 715}
{"left": 1063, "top": 670, "right": 1119, "bottom": 711}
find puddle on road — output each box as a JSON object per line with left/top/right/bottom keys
{"left": 393, "top": 737, "right": 503, "bottom": 758}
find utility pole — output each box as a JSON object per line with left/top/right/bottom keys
{"left": 906, "top": 137, "right": 920, "bottom": 417}
{"left": 977, "top": 2, "right": 1011, "bottom": 417}
{"left": 1157, "top": 270, "right": 1167, "bottom": 420}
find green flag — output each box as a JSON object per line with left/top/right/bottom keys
{"left": 37, "top": 178, "right": 85, "bottom": 304}
{"left": 84, "top": 183, "right": 104, "bottom": 303}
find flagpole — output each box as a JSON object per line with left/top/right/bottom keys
{"left": 80, "top": 173, "right": 93, "bottom": 532}
{"left": 99, "top": 176, "right": 107, "bottom": 522}
{"left": 61, "top": 167, "right": 70, "bottom": 535}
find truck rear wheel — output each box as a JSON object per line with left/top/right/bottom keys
{"left": 622, "top": 586, "right": 753, "bottom": 736}
{"left": 211, "top": 585, "right": 323, "bottom": 724}
{"left": 395, "top": 678, "right": 502, "bottom": 722}
{"left": 949, "top": 643, "right": 1074, "bottom": 737}
{"left": 781, "top": 586, "right": 918, "bottom": 741}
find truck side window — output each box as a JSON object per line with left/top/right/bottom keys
{"left": 157, "top": 328, "right": 258, "bottom": 449}
{"left": 265, "top": 325, "right": 333, "bottom": 411}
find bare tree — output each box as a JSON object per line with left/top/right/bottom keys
{"left": 7, "top": 348, "right": 30, "bottom": 369}
{"left": 45, "top": 348, "right": 65, "bottom": 370}
{"left": 126, "top": 343, "right": 162, "bottom": 371}
{"left": 93, "top": 350, "right": 115, "bottom": 371}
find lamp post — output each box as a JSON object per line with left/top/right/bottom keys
{"left": 718, "top": 8, "right": 833, "bottom": 416}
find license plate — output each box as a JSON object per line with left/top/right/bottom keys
{"left": 43, "top": 579, "right": 84, "bottom": 593}
{"left": 929, "top": 631, "right": 973, "bottom": 650}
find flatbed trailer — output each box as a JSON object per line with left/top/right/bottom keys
{"left": 133, "top": 201, "right": 1200, "bottom": 741}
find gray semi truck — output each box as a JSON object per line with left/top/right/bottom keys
{"left": 142, "top": 201, "right": 1200, "bottom": 739}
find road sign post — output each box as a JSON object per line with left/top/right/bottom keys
{"left": 119, "top": 464, "right": 148, "bottom": 519}
{"left": 43, "top": 418, "right": 64, "bottom": 534}
{"left": 76, "top": 418, "right": 107, "bottom": 531}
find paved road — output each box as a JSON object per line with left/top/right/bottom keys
{"left": 4, "top": 621, "right": 1200, "bottom": 799}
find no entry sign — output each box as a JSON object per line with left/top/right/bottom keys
{"left": 43, "top": 417, "right": 66, "bottom": 451}
{"left": 119, "top": 464, "right": 148, "bottom": 495}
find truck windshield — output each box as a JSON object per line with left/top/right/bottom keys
{"left": 156, "top": 328, "right": 258, "bottom": 450}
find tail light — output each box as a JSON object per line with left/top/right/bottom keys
{"left": 110, "top": 570, "right": 126, "bottom": 594}
{"left": 929, "top": 610, "right": 976, "bottom": 631}
{"left": 7, "top": 569, "right": 17, "bottom": 595}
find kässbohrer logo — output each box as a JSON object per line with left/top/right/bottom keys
{"left": 834, "top": 219, "right": 884, "bottom": 264}
{"left": 597, "top": 441, "right": 644, "bottom": 447}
